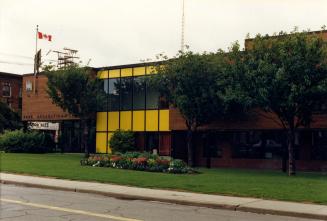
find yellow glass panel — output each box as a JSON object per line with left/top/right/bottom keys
{"left": 109, "top": 69, "right": 120, "bottom": 78}
{"left": 107, "top": 132, "right": 113, "bottom": 154}
{"left": 96, "top": 112, "right": 107, "bottom": 131}
{"left": 133, "top": 110, "right": 145, "bottom": 131}
{"left": 120, "top": 111, "right": 132, "bottom": 130}
{"left": 108, "top": 112, "right": 119, "bottom": 131}
{"left": 121, "top": 68, "right": 133, "bottom": 77}
{"left": 133, "top": 67, "right": 146, "bottom": 76}
{"left": 97, "top": 70, "right": 108, "bottom": 79}
{"left": 146, "top": 66, "right": 157, "bottom": 75}
{"left": 159, "top": 110, "right": 169, "bottom": 131}
{"left": 96, "top": 133, "right": 107, "bottom": 153}
{"left": 146, "top": 110, "right": 158, "bottom": 131}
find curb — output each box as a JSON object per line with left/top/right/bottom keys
{"left": 1, "top": 180, "right": 326, "bottom": 220}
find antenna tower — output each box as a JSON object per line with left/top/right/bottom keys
{"left": 181, "top": 0, "right": 185, "bottom": 53}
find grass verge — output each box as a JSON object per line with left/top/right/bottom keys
{"left": 1, "top": 153, "right": 326, "bottom": 204}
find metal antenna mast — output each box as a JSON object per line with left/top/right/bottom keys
{"left": 181, "top": 0, "right": 185, "bottom": 53}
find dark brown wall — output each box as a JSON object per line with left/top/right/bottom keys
{"left": 170, "top": 107, "right": 327, "bottom": 131}
{"left": 22, "top": 74, "right": 77, "bottom": 121}
{"left": 0, "top": 72, "right": 22, "bottom": 113}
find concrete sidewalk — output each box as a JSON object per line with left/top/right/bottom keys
{"left": 1, "top": 172, "right": 326, "bottom": 220}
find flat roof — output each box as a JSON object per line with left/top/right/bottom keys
{"left": 95, "top": 61, "right": 163, "bottom": 71}
{"left": 0, "top": 72, "right": 22, "bottom": 78}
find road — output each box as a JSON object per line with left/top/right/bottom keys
{"left": 0, "top": 184, "right": 322, "bottom": 221}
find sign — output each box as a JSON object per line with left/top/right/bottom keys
{"left": 28, "top": 121, "right": 59, "bottom": 131}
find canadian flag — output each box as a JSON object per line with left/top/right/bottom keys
{"left": 38, "top": 32, "right": 52, "bottom": 41}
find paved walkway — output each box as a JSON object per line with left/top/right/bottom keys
{"left": 1, "top": 172, "right": 326, "bottom": 220}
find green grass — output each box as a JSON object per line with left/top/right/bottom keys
{"left": 1, "top": 153, "right": 327, "bottom": 204}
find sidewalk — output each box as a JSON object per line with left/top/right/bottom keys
{"left": 1, "top": 172, "right": 326, "bottom": 220}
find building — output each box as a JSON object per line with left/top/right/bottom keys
{"left": 0, "top": 72, "right": 22, "bottom": 113}
{"left": 22, "top": 73, "right": 83, "bottom": 152}
{"left": 95, "top": 63, "right": 171, "bottom": 155}
{"left": 95, "top": 31, "right": 327, "bottom": 171}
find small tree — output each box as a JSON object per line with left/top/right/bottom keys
{"left": 109, "top": 130, "right": 136, "bottom": 153}
{"left": 243, "top": 30, "right": 327, "bottom": 175}
{"left": 152, "top": 51, "right": 249, "bottom": 166}
{"left": 0, "top": 102, "right": 22, "bottom": 133}
{"left": 46, "top": 65, "right": 104, "bottom": 157}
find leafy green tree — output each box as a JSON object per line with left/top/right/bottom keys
{"left": 0, "top": 102, "right": 22, "bottom": 133}
{"left": 243, "top": 30, "right": 327, "bottom": 175}
{"left": 46, "top": 65, "right": 104, "bottom": 157}
{"left": 152, "top": 51, "right": 250, "bottom": 166}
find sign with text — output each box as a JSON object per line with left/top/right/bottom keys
{"left": 28, "top": 121, "right": 59, "bottom": 131}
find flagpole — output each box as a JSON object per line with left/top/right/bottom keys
{"left": 34, "top": 25, "right": 38, "bottom": 94}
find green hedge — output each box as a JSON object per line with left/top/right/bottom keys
{"left": 109, "top": 130, "right": 136, "bottom": 153}
{"left": 0, "top": 130, "right": 54, "bottom": 153}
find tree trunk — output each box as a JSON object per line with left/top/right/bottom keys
{"left": 81, "top": 119, "right": 89, "bottom": 158}
{"left": 287, "top": 128, "right": 296, "bottom": 176}
{"left": 186, "top": 128, "right": 194, "bottom": 167}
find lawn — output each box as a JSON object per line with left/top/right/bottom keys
{"left": 1, "top": 153, "right": 326, "bottom": 204}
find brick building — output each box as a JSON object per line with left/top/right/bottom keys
{"left": 0, "top": 72, "right": 22, "bottom": 113}
{"left": 22, "top": 73, "right": 82, "bottom": 152}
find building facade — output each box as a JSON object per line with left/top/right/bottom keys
{"left": 95, "top": 63, "right": 171, "bottom": 155}
{"left": 22, "top": 73, "right": 83, "bottom": 152}
{"left": 0, "top": 72, "right": 22, "bottom": 113}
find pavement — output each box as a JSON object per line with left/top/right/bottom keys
{"left": 1, "top": 172, "right": 326, "bottom": 220}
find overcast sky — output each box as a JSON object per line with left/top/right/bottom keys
{"left": 0, "top": 0, "right": 326, "bottom": 74}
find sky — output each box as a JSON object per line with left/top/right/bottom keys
{"left": 0, "top": 0, "right": 326, "bottom": 74}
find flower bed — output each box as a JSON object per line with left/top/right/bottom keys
{"left": 80, "top": 152, "right": 196, "bottom": 174}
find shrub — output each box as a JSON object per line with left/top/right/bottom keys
{"left": 0, "top": 130, "right": 54, "bottom": 153}
{"left": 109, "top": 130, "right": 136, "bottom": 153}
{"left": 168, "top": 159, "right": 188, "bottom": 173}
{"left": 80, "top": 152, "right": 195, "bottom": 174}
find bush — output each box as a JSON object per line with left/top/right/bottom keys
{"left": 0, "top": 130, "right": 54, "bottom": 153}
{"left": 81, "top": 152, "right": 195, "bottom": 174}
{"left": 109, "top": 130, "right": 136, "bottom": 153}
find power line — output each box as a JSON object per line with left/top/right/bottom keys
{"left": 0, "top": 60, "right": 33, "bottom": 66}
{"left": 0, "top": 52, "right": 33, "bottom": 60}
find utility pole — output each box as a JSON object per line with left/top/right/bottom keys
{"left": 53, "top": 48, "right": 80, "bottom": 69}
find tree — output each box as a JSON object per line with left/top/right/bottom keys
{"left": 243, "top": 30, "right": 327, "bottom": 175}
{"left": 0, "top": 102, "right": 23, "bottom": 133}
{"left": 46, "top": 65, "right": 104, "bottom": 157}
{"left": 152, "top": 51, "right": 250, "bottom": 166}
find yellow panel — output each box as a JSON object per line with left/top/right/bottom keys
{"left": 133, "top": 110, "right": 145, "bottom": 131}
{"left": 159, "top": 110, "right": 170, "bottom": 131}
{"left": 107, "top": 132, "right": 113, "bottom": 154}
{"left": 96, "top": 133, "right": 107, "bottom": 153}
{"left": 133, "top": 67, "right": 146, "bottom": 76}
{"left": 108, "top": 112, "right": 119, "bottom": 131}
{"left": 121, "top": 68, "right": 133, "bottom": 77}
{"left": 97, "top": 70, "right": 108, "bottom": 79}
{"left": 146, "top": 66, "right": 157, "bottom": 75}
{"left": 96, "top": 112, "right": 107, "bottom": 131}
{"left": 146, "top": 110, "right": 158, "bottom": 131}
{"left": 109, "top": 69, "right": 120, "bottom": 78}
{"left": 120, "top": 111, "right": 132, "bottom": 130}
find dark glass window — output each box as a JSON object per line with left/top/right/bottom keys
{"left": 312, "top": 131, "right": 327, "bottom": 160}
{"left": 120, "top": 77, "right": 133, "bottom": 111}
{"left": 2, "top": 83, "right": 11, "bottom": 97}
{"left": 97, "top": 79, "right": 108, "bottom": 112}
{"left": 133, "top": 76, "right": 145, "bottom": 110}
{"left": 232, "top": 131, "right": 287, "bottom": 159}
{"left": 108, "top": 78, "right": 120, "bottom": 111}
{"left": 146, "top": 82, "right": 159, "bottom": 109}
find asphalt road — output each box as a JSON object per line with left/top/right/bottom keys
{"left": 0, "top": 184, "right": 322, "bottom": 221}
